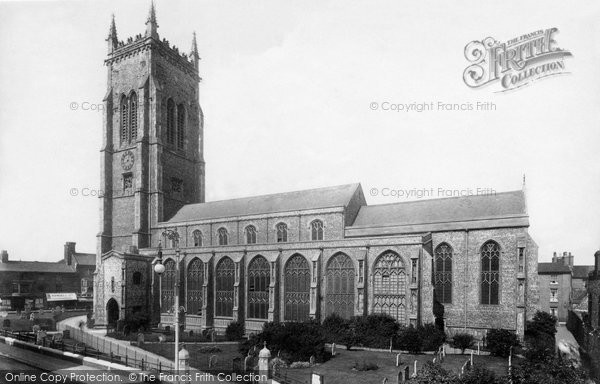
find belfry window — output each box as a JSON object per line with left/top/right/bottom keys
{"left": 481, "top": 241, "right": 500, "bottom": 305}
{"left": 167, "top": 99, "right": 175, "bottom": 145}
{"left": 177, "top": 104, "right": 185, "bottom": 149}
{"left": 129, "top": 93, "right": 138, "bottom": 141}
{"left": 120, "top": 93, "right": 138, "bottom": 144}
{"left": 120, "top": 96, "right": 129, "bottom": 143}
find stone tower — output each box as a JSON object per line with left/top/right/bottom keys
{"left": 97, "top": 3, "right": 204, "bottom": 258}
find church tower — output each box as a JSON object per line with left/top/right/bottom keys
{"left": 97, "top": 3, "right": 205, "bottom": 258}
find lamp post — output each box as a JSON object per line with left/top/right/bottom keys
{"left": 154, "top": 229, "right": 186, "bottom": 374}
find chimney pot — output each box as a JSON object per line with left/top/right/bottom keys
{"left": 1, "top": 250, "right": 8, "bottom": 263}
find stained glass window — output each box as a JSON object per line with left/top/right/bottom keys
{"left": 434, "top": 243, "right": 452, "bottom": 304}
{"left": 161, "top": 259, "right": 176, "bottom": 312}
{"left": 373, "top": 252, "right": 406, "bottom": 323}
{"left": 247, "top": 256, "right": 270, "bottom": 319}
{"left": 284, "top": 254, "right": 310, "bottom": 321}
{"left": 481, "top": 241, "right": 500, "bottom": 305}
{"left": 187, "top": 258, "right": 203, "bottom": 315}
{"left": 215, "top": 257, "right": 234, "bottom": 317}
{"left": 325, "top": 253, "right": 355, "bottom": 319}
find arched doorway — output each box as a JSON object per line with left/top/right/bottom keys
{"left": 106, "top": 298, "right": 119, "bottom": 326}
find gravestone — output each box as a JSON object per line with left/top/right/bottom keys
{"left": 310, "top": 355, "right": 315, "bottom": 365}
{"left": 331, "top": 343, "right": 336, "bottom": 356}
{"left": 396, "top": 353, "right": 401, "bottom": 367}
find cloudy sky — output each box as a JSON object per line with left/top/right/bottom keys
{"left": 0, "top": 0, "right": 598, "bottom": 265}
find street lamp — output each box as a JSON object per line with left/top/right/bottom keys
{"left": 154, "top": 229, "right": 186, "bottom": 373}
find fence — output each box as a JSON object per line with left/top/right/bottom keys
{"left": 63, "top": 324, "right": 174, "bottom": 371}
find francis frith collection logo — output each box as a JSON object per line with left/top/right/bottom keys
{"left": 463, "top": 28, "right": 572, "bottom": 92}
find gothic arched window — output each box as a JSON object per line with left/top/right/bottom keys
{"left": 372, "top": 251, "right": 406, "bottom": 323}
{"left": 193, "top": 230, "right": 202, "bottom": 247}
{"left": 481, "top": 241, "right": 500, "bottom": 305}
{"left": 215, "top": 257, "right": 234, "bottom": 317}
{"left": 161, "top": 259, "right": 176, "bottom": 313}
{"left": 245, "top": 225, "right": 257, "bottom": 244}
{"left": 434, "top": 243, "right": 452, "bottom": 304}
{"left": 325, "top": 253, "right": 355, "bottom": 319}
{"left": 166, "top": 98, "right": 175, "bottom": 145}
{"left": 187, "top": 258, "right": 203, "bottom": 315}
{"left": 218, "top": 228, "right": 228, "bottom": 246}
{"left": 129, "top": 92, "right": 138, "bottom": 141}
{"left": 177, "top": 104, "right": 185, "bottom": 149}
{"left": 120, "top": 95, "right": 129, "bottom": 144}
{"left": 284, "top": 254, "right": 310, "bottom": 321}
{"left": 276, "top": 223, "right": 288, "bottom": 243}
{"left": 247, "top": 256, "right": 270, "bottom": 319}
{"left": 310, "top": 220, "right": 324, "bottom": 241}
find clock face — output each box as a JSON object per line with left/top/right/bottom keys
{"left": 121, "top": 151, "right": 135, "bottom": 170}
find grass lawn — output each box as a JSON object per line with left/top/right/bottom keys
{"left": 140, "top": 342, "right": 241, "bottom": 371}
{"left": 279, "top": 348, "right": 514, "bottom": 384}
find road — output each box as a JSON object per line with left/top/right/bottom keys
{"left": 0, "top": 343, "right": 138, "bottom": 384}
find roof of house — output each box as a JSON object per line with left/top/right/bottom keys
{"left": 538, "top": 262, "right": 572, "bottom": 274}
{"left": 345, "top": 190, "right": 528, "bottom": 236}
{"left": 573, "top": 265, "right": 595, "bottom": 279}
{"left": 72, "top": 253, "right": 96, "bottom": 266}
{"left": 167, "top": 183, "right": 361, "bottom": 223}
{"left": 0, "top": 261, "right": 75, "bottom": 273}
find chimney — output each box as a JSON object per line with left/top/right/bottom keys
{"left": 1, "top": 250, "right": 8, "bottom": 263}
{"left": 595, "top": 250, "right": 600, "bottom": 274}
{"left": 64, "top": 242, "right": 76, "bottom": 266}
{"left": 552, "top": 252, "right": 557, "bottom": 263}
{"left": 568, "top": 252, "right": 574, "bottom": 268}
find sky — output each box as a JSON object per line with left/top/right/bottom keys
{"left": 0, "top": 0, "right": 599, "bottom": 265}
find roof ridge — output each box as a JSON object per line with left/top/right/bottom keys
{"left": 362, "top": 189, "right": 524, "bottom": 209}
{"left": 182, "top": 183, "right": 361, "bottom": 207}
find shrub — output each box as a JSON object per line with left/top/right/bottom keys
{"left": 420, "top": 323, "right": 446, "bottom": 351}
{"left": 226, "top": 321, "right": 245, "bottom": 341}
{"left": 351, "top": 313, "right": 399, "bottom": 349}
{"left": 459, "top": 365, "right": 500, "bottom": 384}
{"left": 289, "top": 361, "right": 312, "bottom": 369}
{"left": 524, "top": 334, "right": 555, "bottom": 362}
{"left": 511, "top": 358, "right": 588, "bottom": 384}
{"left": 352, "top": 361, "right": 378, "bottom": 371}
{"left": 2, "top": 319, "right": 10, "bottom": 329}
{"left": 526, "top": 311, "right": 557, "bottom": 339}
{"left": 452, "top": 333, "right": 475, "bottom": 354}
{"left": 322, "top": 313, "right": 356, "bottom": 349}
{"left": 198, "top": 346, "right": 222, "bottom": 353}
{"left": 240, "top": 321, "right": 329, "bottom": 363}
{"left": 486, "top": 329, "right": 520, "bottom": 357}
{"left": 411, "top": 362, "right": 456, "bottom": 384}
{"left": 396, "top": 325, "right": 422, "bottom": 354}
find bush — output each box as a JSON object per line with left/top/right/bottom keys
{"left": 351, "top": 313, "right": 399, "bottom": 349}
{"left": 420, "top": 323, "right": 446, "bottom": 351}
{"left": 452, "top": 333, "right": 475, "bottom": 354}
{"left": 289, "top": 361, "right": 312, "bottom": 369}
{"left": 526, "top": 311, "right": 557, "bottom": 339}
{"left": 322, "top": 313, "right": 357, "bottom": 349}
{"left": 524, "top": 334, "right": 555, "bottom": 362}
{"left": 396, "top": 326, "right": 422, "bottom": 354}
{"left": 2, "top": 319, "right": 10, "bottom": 329}
{"left": 226, "top": 321, "right": 245, "bottom": 341}
{"left": 240, "top": 321, "right": 329, "bottom": 364}
{"left": 486, "top": 329, "right": 520, "bottom": 357}
{"left": 459, "top": 365, "right": 500, "bottom": 384}
{"left": 198, "top": 346, "right": 221, "bottom": 353}
{"left": 352, "top": 361, "right": 378, "bottom": 371}
{"left": 511, "top": 358, "right": 588, "bottom": 384}
{"left": 411, "top": 362, "right": 456, "bottom": 384}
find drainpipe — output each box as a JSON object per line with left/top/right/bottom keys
{"left": 464, "top": 229, "right": 469, "bottom": 331}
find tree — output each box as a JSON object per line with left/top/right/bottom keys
{"left": 486, "top": 329, "right": 520, "bottom": 357}
{"left": 458, "top": 365, "right": 500, "bottom": 384}
{"left": 511, "top": 358, "right": 588, "bottom": 384}
{"left": 524, "top": 311, "right": 558, "bottom": 362}
{"left": 526, "top": 311, "right": 557, "bottom": 338}
{"left": 451, "top": 333, "right": 475, "bottom": 354}
{"left": 396, "top": 326, "right": 422, "bottom": 354}
{"left": 419, "top": 323, "right": 446, "bottom": 351}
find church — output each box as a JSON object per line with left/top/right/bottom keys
{"left": 93, "top": 4, "right": 539, "bottom": 339}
